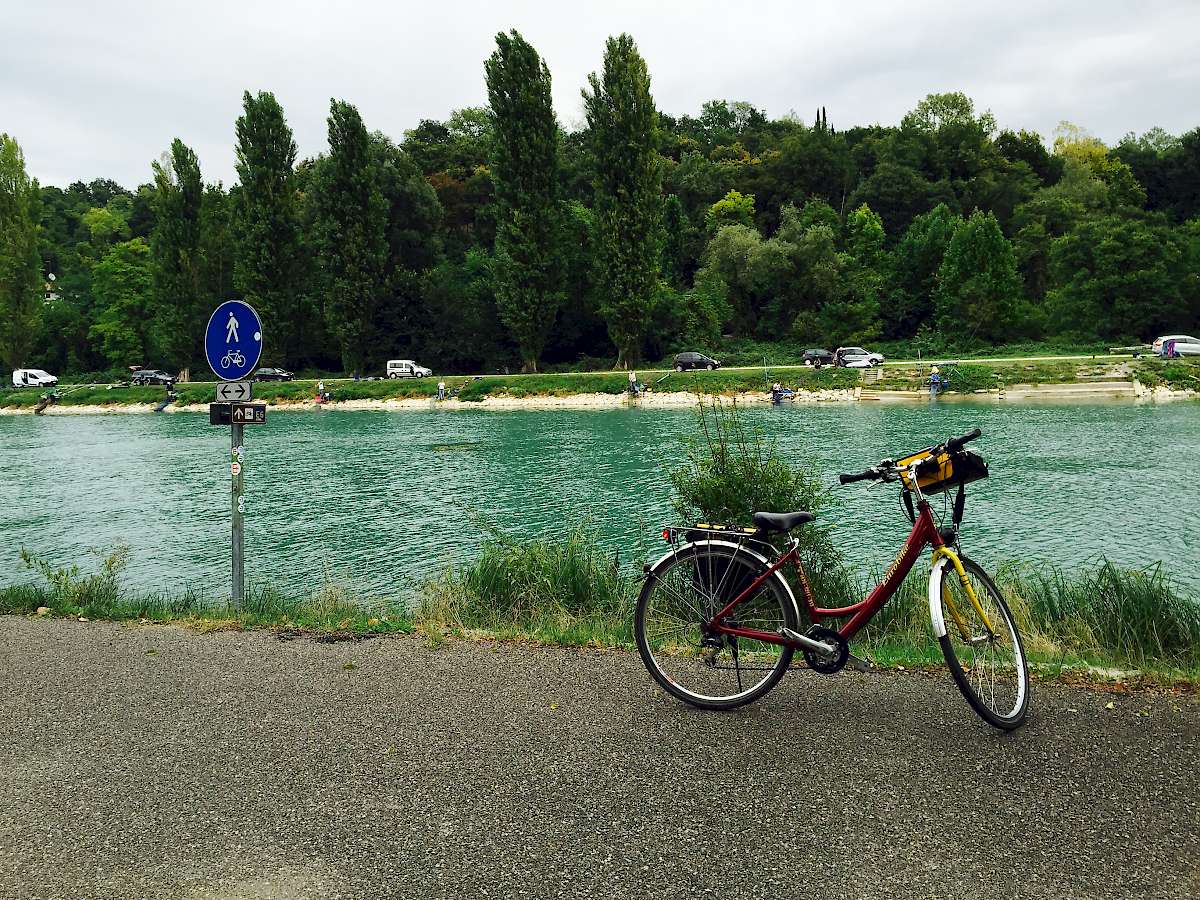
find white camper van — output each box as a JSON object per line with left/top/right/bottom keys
{"left": 386, "top": 359, "right": 432, "bottom": 378}
{"left": 12, "top": 369, "right": 59, "bottom": 388}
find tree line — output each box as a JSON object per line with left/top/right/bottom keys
{"left": 2, "top": 29, "right": 1199, "bottom": 377}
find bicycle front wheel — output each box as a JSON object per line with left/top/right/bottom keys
{"left": 934, "top": 556, "right": 1029, "bottom": 730}
{"left": 635, "top": 542, "right": 797, "bottom": 711}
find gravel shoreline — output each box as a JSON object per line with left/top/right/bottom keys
{"left": 1, "top": 617, "right": 1197, "bottom": 899}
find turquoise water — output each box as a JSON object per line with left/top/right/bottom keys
{"left": 2, "top": 401, "right": 1197, "bottom": 597}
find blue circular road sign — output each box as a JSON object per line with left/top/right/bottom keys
{"left": 205, "top": 300, "right": 263, "bottom": 381}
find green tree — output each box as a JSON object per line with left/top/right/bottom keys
{"left": 935, "top": 210, "right": 1024, "bottom": 342}
{"left": 234, "top": 91, "right": 305, "bottom": 365}
{"left": 847, "top": 161, "right": 956, "bottom": 239}
{"left": 1010, "top": 158, "right": 1110, "bottom": 300}
{"left": 1046, "top": 217, "right": 1188, "bottom": 340}
{"left": 484, "top": 29, "right": 563, "bottom": 372}
{"left": 996, "top": 129, "right": 1063, "bottom": 186}
{"left": 705, "top": 189, "right": 756, "bottom": 232}
{"left": 88, "top": 238, "right": 154, "bottom": 366}
{"left": 200, "top": 185, "right": 235, "bottom": 311}
{"left": 150, "top": 139, "right": 205, "bottom": 371}
{"left": 312, "top": 100, "right": 388, "bottom": 372}
{"left": 0, "top": 134, "right": 42, "bottom": 370}
{"left": 584, "top": 33, "right": 664, "bottom": 366}
{"left": 886, "top": 203, "right": 961, "bottom": 337}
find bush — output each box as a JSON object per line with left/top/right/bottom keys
{"left": 668, "top": 400, "right": 849, "bottom": 598}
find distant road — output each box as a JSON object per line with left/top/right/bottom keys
{"left": 2, "top": 618, "right": 1196, "bottom": 898}
{"left": 162, "top": 352, "right": 1137, "bottom": 386}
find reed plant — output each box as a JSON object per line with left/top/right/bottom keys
{"left": 418, "top": 523, "right": 636, "bottom": 646}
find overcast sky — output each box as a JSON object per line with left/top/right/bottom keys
{"left": 5, "top": 0, "right": 1199, "bottom": 189}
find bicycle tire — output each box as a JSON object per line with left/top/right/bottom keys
{"left": 635, "top": 541, "right": 798, "bottom": 711}
{"left": 933, "top": 556, "right": 1029, "bottom": 730}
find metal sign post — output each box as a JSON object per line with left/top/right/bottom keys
{"left": 231, "top": 423, "right": 245, "bottom": 604}
{"left": 205, "top": 300, "right": 265, "bottom": 606}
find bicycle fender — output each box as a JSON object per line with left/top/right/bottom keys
{"left": 648, "top": 539, "right": 801, "bottom": 620}
{"left": 928, "top": 554, "right": 953, "bottom": 638}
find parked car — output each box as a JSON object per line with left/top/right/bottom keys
{"left": 386, "top": 359, "right": 433, "bottom": 378}
{"left": 130, "top": 369, "right": 175, "bottom": 385}
{"left": 253, "top": 367, "right": 294, "bottom": 382}
{"left": 1152, "top": 335, "right": 1200, "bottom": 358}
{"left": 11, "top": 368, "right": 59, "bottom": 388}
{"left": 834, "top": 346, "right": 884, "bottom": 368}
{"left": 802, "top": 348, "right": 834, "bottom": 367}
{"left": 673, "top": 351, "right": 722, "bottom": 371}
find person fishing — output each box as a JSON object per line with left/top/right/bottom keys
{"left": 929, "top": 365, "right": 942, "bottom": 399}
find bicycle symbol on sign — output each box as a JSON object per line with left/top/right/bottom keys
{"left": 221, "top": 350, "right": 246, "bottom": 370}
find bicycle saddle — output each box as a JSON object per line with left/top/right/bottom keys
{"left": 752, "top": 510, "right": 815, "bottom": 533}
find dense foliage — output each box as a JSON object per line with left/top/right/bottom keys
{"left": 4, "top": 36, "right": 1200, "bottom": 377}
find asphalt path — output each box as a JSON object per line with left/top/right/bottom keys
{"left": 1, "top": 618, "right": 1196, "bottom": 899}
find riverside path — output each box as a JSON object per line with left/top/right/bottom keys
{"left": 1, "top": 618, "right": 1197, "bottom": 899}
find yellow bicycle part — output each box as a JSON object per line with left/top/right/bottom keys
{"left": 931, "top": 547, "right": 996, "bottom": 638}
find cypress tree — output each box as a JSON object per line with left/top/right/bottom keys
{"left": 150, "top": 139, "right": 205, "bottom": 372}
{"left": 234, "top": 91, "right": 303, "bottom": 366}
{"left": 583, "top": 34, "right": 664, "bottom": 366}
{"left": 313, "top": 100, "right": 388, "bottom": 373}
{"left": 484, "top": 30, "right": 563, "bottom": 373}
{"left": 0, "top": 134, "right": 42, "bottom": 370}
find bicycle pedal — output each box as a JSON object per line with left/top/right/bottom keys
{"left": 848, "top": 653, "right": 873, "bottom": 673}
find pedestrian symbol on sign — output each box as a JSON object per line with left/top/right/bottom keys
{"left": 226, "top": 312, "right": 239, "bottom": 343}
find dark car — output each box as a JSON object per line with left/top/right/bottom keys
{"left": 802, "top": 348, "right": 834, "bottom": 368}
{"left": 673, "top": 351, "right": 722, "bottom": 371}
{"left": 253, "top": 367, "right": 294, "bottom": 382}
{"left": 131, "top": 369, "right": 175, "bottom": 385}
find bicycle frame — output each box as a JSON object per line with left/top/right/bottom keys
{"left": 708, "top": 497, "right": 945, "bottom": 647}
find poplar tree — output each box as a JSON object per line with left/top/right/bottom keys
{"left": 484, "top": 30, "right": 562, "bottom": 372}
{"left": 151, "top": 138, "right": 205, "bottom": 371}
{"left": 234, "top": 91, "right": 303, "bottom": 365}
{"left": 583, "top": 34, "right": 663, "bottom": 366}
{"left": 0, "top": 134, "right": 41, "bottom": 370}
{"left": 314, "top": 100, "right": 387, "bottom": 373}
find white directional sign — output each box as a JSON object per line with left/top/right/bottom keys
{"left": 216, "top": 381, "right": 252, "bottom": 403}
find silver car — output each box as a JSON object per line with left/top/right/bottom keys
{"left": 1152, "top": 335, "right": 1200, "bottom": 358}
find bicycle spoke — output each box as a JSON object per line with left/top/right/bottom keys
{"left": 939, "top": 560, "right": 1027, "bottom": 727}
{"left": 638, "top": 545, "right": 793, "bottom": 707}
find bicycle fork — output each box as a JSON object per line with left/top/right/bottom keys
{"left": 929, "top": 547, "right": 995, "bottom": 642}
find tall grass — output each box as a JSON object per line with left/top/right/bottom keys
{"left": 419, "top": 524, "right": 635, "bottom": 646}
{"left": 3, "top": 545, "right": 413, "bottom": 635}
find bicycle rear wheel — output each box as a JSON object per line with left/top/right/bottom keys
{"left": 635, "top": 542, "right": 797, "bottom": 710}
{"left": 935, "top": 556, "right": 1029, "bottom": 730}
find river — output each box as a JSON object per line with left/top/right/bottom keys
{"left": 2, "top": 401, "right": 1197, "bottom": 598}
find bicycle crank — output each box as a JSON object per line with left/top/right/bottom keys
{"left": 782, "top": 626, "right": 849, "bottom": 675}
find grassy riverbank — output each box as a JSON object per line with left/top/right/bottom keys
{"left": 5, "top": 358, "right": 1198, "bottom": 411}
{"left": 0, "top": 367, "right": 861, "bottom": 410}
{"left": 2, "top": 538, "right": 1197, "bottom": 683}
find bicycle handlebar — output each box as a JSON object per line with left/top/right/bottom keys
{"left": 839, "top": 428, "right": 983, "bottom": 488}
{"left": 838, "top": 468, "right": 879, "bottom": 485}
{"left": 945, "top": 427, "right": 982, "bottom": 452}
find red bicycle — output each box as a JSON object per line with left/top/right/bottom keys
{"left": 634, "top": 428, "right": 1029, "bottom": 730}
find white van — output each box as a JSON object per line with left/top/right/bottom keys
{"left": 12, "top": 369, "right": 59, "bottom": 388}
{"left": 386, "top": 359, "right": 432, "bottom": 378}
